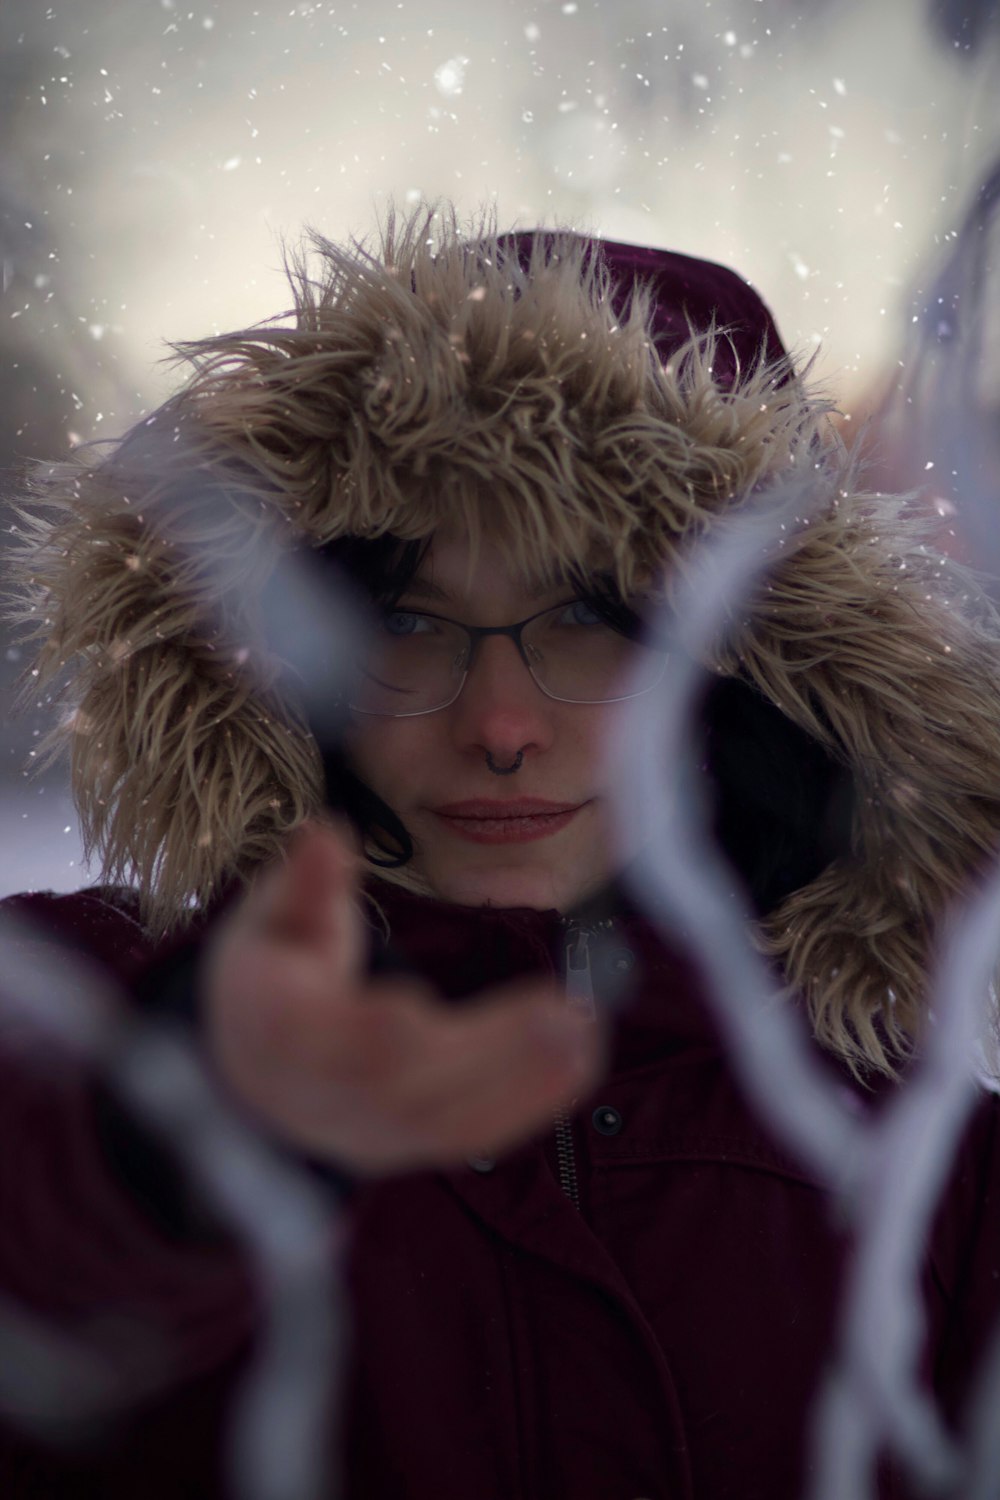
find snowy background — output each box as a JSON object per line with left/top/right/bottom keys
{"left": 2, "top": 0, "right": 998, "bottom": 896}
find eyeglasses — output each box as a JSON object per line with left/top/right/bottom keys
{"left": 347, "top": 598, "right": 667, "bottom": 717}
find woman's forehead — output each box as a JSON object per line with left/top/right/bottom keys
{"left": 411, "top": 532, "right": 583, "bottom": 600}
{"left": 404, "top": 532, "right": 657, "bottom": 607}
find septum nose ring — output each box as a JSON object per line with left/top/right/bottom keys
{"left": 485, "top": 749, "right": 524, "bottom": 776}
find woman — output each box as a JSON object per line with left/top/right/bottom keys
{"left": 3, "top": 206, "right": 1000, "bottom": 1499}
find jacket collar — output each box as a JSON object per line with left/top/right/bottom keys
{"left": 364, "top": 874, "right": 724, "bottom": 1073}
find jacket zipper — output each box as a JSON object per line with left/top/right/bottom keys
{"left": 552, "top": 921, "right": 606, "bottom": 1210}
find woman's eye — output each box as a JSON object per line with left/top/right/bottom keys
{"left": 560, "top": 600, "right": 603, "bottom": 626}
{"left": 383, "top": 611, "right": 430, "bottom": 636}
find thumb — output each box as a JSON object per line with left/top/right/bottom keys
{"left": 257, "top": 821, "right": 363, "bottom": 959}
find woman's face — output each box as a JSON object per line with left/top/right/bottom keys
{"left": 344, "top": 532, "right": 646, "bottom": 913}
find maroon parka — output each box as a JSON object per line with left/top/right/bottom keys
{"left": 1, "top": 879, "right": 998, "bottom": 1500}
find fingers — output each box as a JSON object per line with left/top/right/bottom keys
{"left": 330, "top": 979, "right": 605, "bottom": 1171}
{"left": 402, "top": 1006, "right": 603, "bottom": 1167}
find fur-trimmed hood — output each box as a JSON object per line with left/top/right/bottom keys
{"left": 8, "top": 206, "right": 1000, "bottom": 1077}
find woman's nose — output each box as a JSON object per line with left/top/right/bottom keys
{"left": 448, "top": 636, "right": 556, "bottom": 757}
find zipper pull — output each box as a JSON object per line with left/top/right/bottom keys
{"left": 564, "top": 927, "right": 598, "bottom": 1023}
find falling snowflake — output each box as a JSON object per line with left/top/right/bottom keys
{"left": 433, "top": 56, "right": 468, "bottom": 97}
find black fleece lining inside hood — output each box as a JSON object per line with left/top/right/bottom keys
{"left": 699, "top": 674, "right": 856, "bottom": 920}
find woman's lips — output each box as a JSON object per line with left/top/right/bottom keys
{"left": 430, "top": 799, "right": 585, "bottom": 845}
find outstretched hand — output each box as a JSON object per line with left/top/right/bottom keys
{"left": 203, "top": 822, "right": 604, "bottom": 1175}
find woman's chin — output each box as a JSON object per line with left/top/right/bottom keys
{"left": 411, "top": 804, "right": 616, "bottom": 912}
{"left": 425, "top": 861, "right": 572, "bottom": 913}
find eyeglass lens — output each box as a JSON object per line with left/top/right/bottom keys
{"left": 347, "top": 602, "right": 664, "bottom": 715}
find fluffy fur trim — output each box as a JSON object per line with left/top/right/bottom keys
{"left": 7, "top": 206, "right": 1000, "bottom": 1078}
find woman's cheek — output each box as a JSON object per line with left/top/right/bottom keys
{"left": 345, "top": 719, "right": 430, "bottom": 806}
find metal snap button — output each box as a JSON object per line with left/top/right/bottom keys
{"left": 467, "top": 1153, "right": 496, "bottom": 1173}
{"left": 592, "top": 1106, "right": 623, "bottom": 1136}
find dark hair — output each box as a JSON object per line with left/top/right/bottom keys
{"left": 308, "top": 536, "right": 854, "bottom": 913}
{"left": 312, "top": 535, "right": 430, "bottom": 868}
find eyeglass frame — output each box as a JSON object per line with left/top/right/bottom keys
{"left": 347, "top": 598, "right": 668, "bottom": 718}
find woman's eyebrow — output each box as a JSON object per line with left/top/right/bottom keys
{"left": 400, "top": 578, "right": 452, "bottom": 603}
{"left": 400, "top": 576, "right": 580, "bottom": 606}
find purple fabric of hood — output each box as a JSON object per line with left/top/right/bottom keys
{"left": 501, "top": 232, "right": 790, "bottom": 387}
